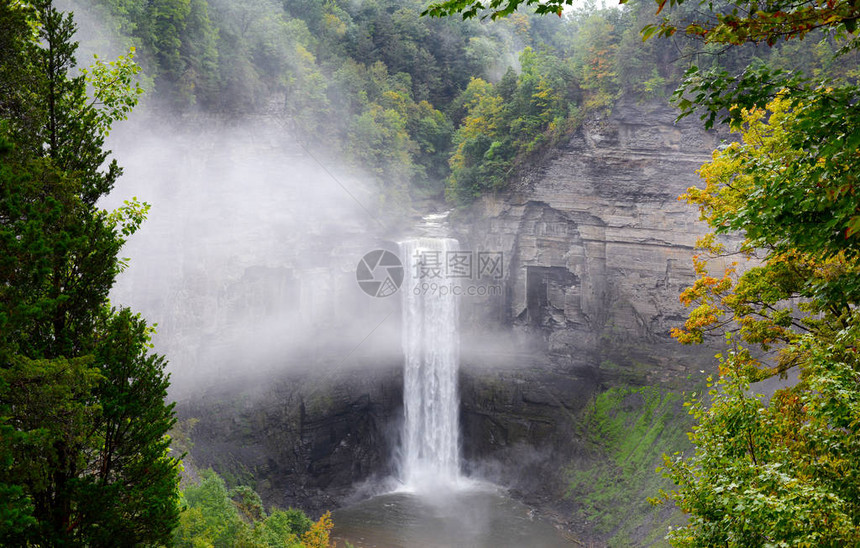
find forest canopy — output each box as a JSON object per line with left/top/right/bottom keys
{"left": 75, "top": 0, "right": 848, "bottom": 205}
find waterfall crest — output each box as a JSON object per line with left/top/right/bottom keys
{"left": 399, "top": 237, "right": 461, "bottom": 488}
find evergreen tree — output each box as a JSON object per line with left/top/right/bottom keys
{"left": 0, "top": 1, "right": 180, "bottom": 544}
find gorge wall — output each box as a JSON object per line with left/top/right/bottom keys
{"left": 168, "top": 101, "right": 725, "bottom": 539}
{"left": 447, "top": 99, "right": 725, "bottom": 530}
{"left": 455, "top": 99, "right": 723, "bottom": 385}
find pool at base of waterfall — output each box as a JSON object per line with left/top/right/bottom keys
{"left": 331, "top": 483, "right": 574, "bottom": 547}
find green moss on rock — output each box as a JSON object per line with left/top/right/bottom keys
{"left": 566, "top": 386, "right": 692, "bottom": 546}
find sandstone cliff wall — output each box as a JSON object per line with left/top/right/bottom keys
{"left": 176, "top": 102, "right": 726, "bottom": 541}
{"left": 455, "top": 99, "right": 723, "bottom": 384}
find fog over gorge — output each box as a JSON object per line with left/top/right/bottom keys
{"left": 104, "top": 114, "right": 402, "bottom": 395}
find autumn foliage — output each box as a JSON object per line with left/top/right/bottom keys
{"left": 662, "top": 59, "right": 860, "bottom": 548}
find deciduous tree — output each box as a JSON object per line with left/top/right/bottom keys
{"left": 661, "top": 96, "right": 860, "bottom": 544}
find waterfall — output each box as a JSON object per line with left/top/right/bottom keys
{"left": 400, "top": 237, "right": 461, "bottom": 488}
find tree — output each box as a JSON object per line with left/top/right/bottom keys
{"left": 446, "top": 46, "right": 576, "bottom": 203}
{"left": 141, "top": 0, "right": 193, "bottom": 106}
{"left": 658, "top": 97, "right": 860, "bottom": 545}
{"left": 658, "top": 335, "right": 860, "bottom": 546}
{"left": 172, "top": 470, "right": 325, "bottom": 548}
{"left": 174, "top": 471, "right": 244, "bottom": 547}
{"left": 0, "top": 353, "right": 103, "bottom": 545}
{"left": 300, "top": 511, "right": 333, "bottom": 548}
{"left": 447, "top": 77, "right": 505, "bottom": 201}
{"left": 75, "top": 309, "right": 180, "bottom": 545}
{"left": 407, "top": 99, "right": 454, "bottom": 190}
{"left": 0, "top": 1, "right": 180, "bottom": 544}
{"left": 422, "top": 0, "right": 573, "bottom": 20}
{"left": 569, "top": 13, "right": 620, "bottom": 110}
{"left": 653, "top": 9, "right": 858, "bottom": 545}
{"left": 641, "top": 1, "right": 859, "bottom": 543}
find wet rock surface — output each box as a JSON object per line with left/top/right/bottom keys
{"left": 178, "top": 363, "right": 404, "bottom": 516}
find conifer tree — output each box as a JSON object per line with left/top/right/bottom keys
{"left": 0, "top": 1, "right": 180, "bottom": 544}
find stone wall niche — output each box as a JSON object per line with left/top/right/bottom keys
{"left": 524, "top": 266, "right": 580, "bottom": 328}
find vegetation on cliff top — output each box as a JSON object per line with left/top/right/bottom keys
{"left": 76, "top": 0, "right": 835, "bottom": 206}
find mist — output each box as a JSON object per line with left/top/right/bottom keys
{"left": 101, "top": 112, "right": 542, "bottom": 399}
{"left": 55, "top": 0, "right": 539, "bottom": 399}
{"left": 102, "top": 113, "right": 407, "bottom": 396}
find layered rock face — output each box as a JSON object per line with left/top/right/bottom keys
{"left": 179, "top": 364, "right": 403, "bottom": 515}
{"left": 451, "top": 101, "right": 725, "bottom": 512}
{"left": 456, "top": 99, "right": 722, "bottom": 384}
{"left": 160, "top": 102, "right": 725, "bottom": 526}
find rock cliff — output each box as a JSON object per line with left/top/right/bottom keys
{"left": 455, "top": 99, "right": 723, "bottom": 384}
{"left": 169, "top": 101, "right": 725, "bottom": 542}
{"left": 445, "top": 100, "right": 727, "bottom": 536}
{"left": 179, "top": 364, "right": 404, "bottom": 516}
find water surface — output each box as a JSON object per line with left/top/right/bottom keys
{"left": 332, "top": 486, "right": 574, "bottom": 548}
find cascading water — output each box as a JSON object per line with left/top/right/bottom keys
{"left": 334, "top": 232, "right": 574, "bottom": 547}
{"left": 399, "top": 237, "right": 461, "bottom": 488}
